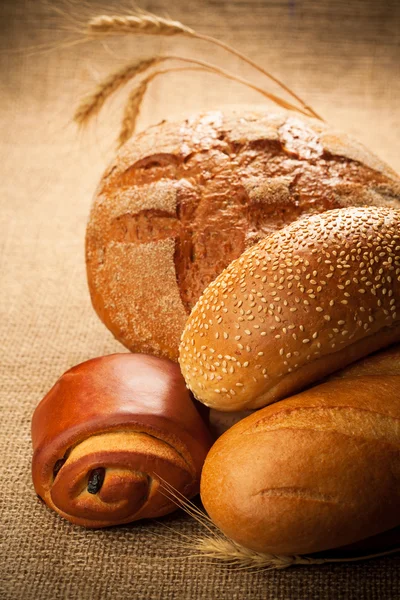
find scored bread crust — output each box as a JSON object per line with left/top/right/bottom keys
{"left": 200, "top": 345, "right": 400, "bottom": 555}
{"left": 86, "top": 110, "right": 400, "bottom": 360}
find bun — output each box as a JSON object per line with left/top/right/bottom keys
{"left": 86, "top": 110, "right": 400, "bottom": 361}
{"left": 200, "top": 345, "right": 400, "bottom": 555}
{"left": 31, "top": 354, "right": 212, "bottom": 528}
{"left": 180, "top": 206, "right": 400, "bottom": 411}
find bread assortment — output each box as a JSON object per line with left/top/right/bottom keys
{"left": 200, "top": 345, "right": 400, "bottom": 555}
{"left": 86, "top": 109, "right": 400, "bottom": 361}
{"left": 32, "top": 105, "right": 400, "bottom": 563}
{"left": 31, "top": 354, "right": 212, "bottom": 527}
{"left": 180, "top": 206, "right": 400, "bottom": 411}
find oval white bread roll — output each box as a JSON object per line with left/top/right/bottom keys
{"left": 179, "top": 207, "right": 400, "bottom": 411}
{"left": 200, "top": 345, "right": 400, "bottom": 555}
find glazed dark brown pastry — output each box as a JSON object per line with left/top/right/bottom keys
{"left": 31, "top": 354, "right": 212, "bottom": 528}
{"left": 200, "top": 345, "right": 400, "bottom": 555}
{"left": 86, "top": 110, "right": 400, "bottom": 360}
{"left": 180, "top": 207, "right": 400, "bottom": 411}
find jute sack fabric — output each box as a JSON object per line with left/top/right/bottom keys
{"left": 1, "top": 0, "right": 400, "bottom": 598}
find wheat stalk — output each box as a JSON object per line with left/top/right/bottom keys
{"left": 74, "top": 57, "right": 163, "bottom": 126}
{"left": 194, "top": 535, "right": 400, "bottom": 570}
{"left": 158, "top": 479, "right": 400, "bottom": 571}
{"left": 86, "top": 12, "right": 322, "bottom": 120}
{"left": 76, "top": 53, "right": 306, "bottom": 144}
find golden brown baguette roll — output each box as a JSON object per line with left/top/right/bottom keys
{"left": 31, "top": 354, "right": 212, "bottom": 528}
{"left": 86, "top": 109, "right": 400, "bottom": 361}
{"left": 180, "top": 206, "right": 400, "bottom": 411}
{"left": 200, "top": 345, "right": 400, "bottom": 555}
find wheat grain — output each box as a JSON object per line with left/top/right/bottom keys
{"left": 194, "top": 536, "right": 400, "bottom": 570}
{"left": 118, "top": 66, "right": 206, "bottom": 145}
{"left": 76, "top": 11, "right": 322, "bottom": 133}
{"left": 195, "top": 537, "right": 299, "bottom": 570}
{"left": 88, "top": 14, "right": 195, "bottom": 37}
{"left": 158, "top": 478, "right": 400, "bottom": 570}
{"left": 74, "top": 57, "right": 163, "bottom": 126}
{"left": 86, "top": 12, "right": 322, "bottom": 120}
{"left": 118, "top": 81, "right": 148, "bottom": 146}
{"left": 75, "top": 52, "right": 306, "bottom": 142}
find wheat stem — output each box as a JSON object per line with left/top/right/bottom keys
{"left": 155, "top": 480, "right": 400, "bottom": 571}
{"left": 194, "top": 535, "right": 400, "bottom": 570}
{"left": 76, "top": 53, "right": 311, "bottom": 145}
{"left": 76, "top": 53, "right": 308, "bottom": 129}
{"left": 166, "top": 55, "right": 304, "bottom": 114}
{"left": 86, "top": 13, "right": 322, "bottom": 120}
{"left": 159, "top": 478, "right": 225, "bottom": 540}
{"left": 194, "top": 32, "right": 322, "bottom": 120}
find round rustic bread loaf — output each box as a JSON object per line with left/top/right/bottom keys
{"left": 86, "top": 109, "right": 400, "bottom": 360}
{"left": 179, "top": 207, "right": 400, "bottom": 411}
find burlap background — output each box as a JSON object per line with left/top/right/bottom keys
{"left": 1, "top": 0, "right": 400, "bottom": 598}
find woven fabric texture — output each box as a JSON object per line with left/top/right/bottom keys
{"left": 1, "top": 0, "right": 400, "bottom": 598}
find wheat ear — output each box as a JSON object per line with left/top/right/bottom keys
{"left": 158, "top": 479, "right": 400, "bottom": 571}
{"left": 74, "top": 57, "right": 163, "bottom": 125}
{"left": 195, "top": 535, "right": 400, "bottom": 571}
{"left": 118, "top": 81, "right": 148, "bottom": 146}
{"left": 118, "top": 66, "right": 205, "bottom": 146}
{"left": 86, "top": 13, "right": 322, "bottom": 121}
{"left": 76, "top": 53, "right": 307, "bottom": 143}
{"left": 87, "top": 14, "right": 195, "bottom": 37}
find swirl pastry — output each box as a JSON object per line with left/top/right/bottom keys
{"left": 32, "top": 354, "right": 212, "bottom": 528}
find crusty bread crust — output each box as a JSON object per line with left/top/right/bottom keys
{"left": 86, "top": 110, "right": 400, "bottom": 360}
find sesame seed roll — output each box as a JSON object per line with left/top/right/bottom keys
{"left": 179, "top": 207, "right": 400, "bottom": 410}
